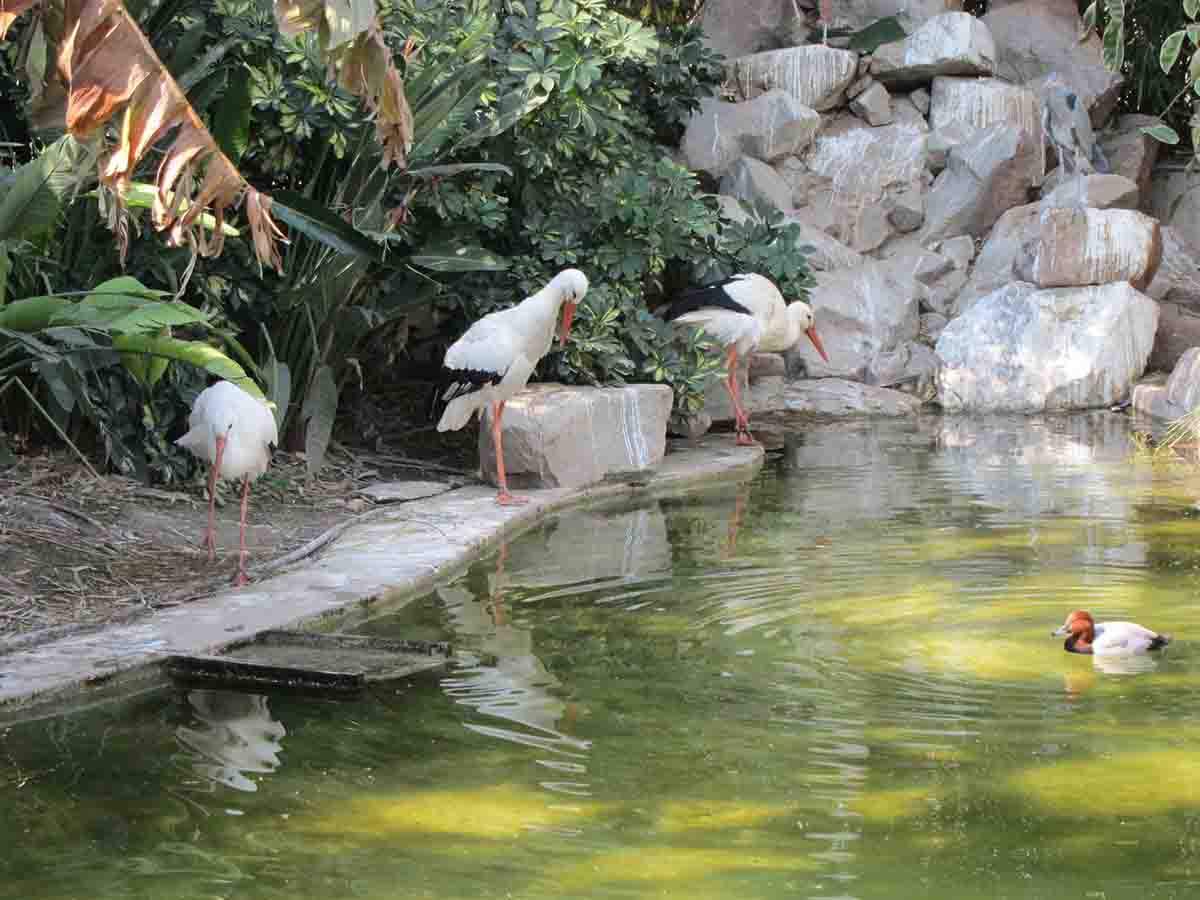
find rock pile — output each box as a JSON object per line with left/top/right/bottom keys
{"left": 680, "top": 1, "right": 1180, "bottom": 423}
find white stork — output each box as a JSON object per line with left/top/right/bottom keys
{"left": 436, "top": 269, "right": 589, "bottom": 505}
{"left": 176, "top": 379, "right": 278, "bottom": 586}
{"left": 664, "top": 273, "right": 828, "bottom": 445}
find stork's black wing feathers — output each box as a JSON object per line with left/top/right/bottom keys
{"left": 427, "top": 366, "right": 505, "bottom": 422}
{"left": 662, "top": 277, "right": 753, "bottom": 321}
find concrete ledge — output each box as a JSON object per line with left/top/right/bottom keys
{"left": 0, "top": 439, "right": 764, "bottom": 722}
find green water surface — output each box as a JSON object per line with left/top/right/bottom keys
{"left": 5, "top": 414, "right": 1200, "bottom": 900}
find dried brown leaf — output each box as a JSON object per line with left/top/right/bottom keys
{"left": 274, "top": 0, "right": 412, "bottom": 168}
{"left": 335, "top": 27, "right": 412, "bottom": 168}
{"left": 0, "top": 0, "right": 38, "bottom": 40}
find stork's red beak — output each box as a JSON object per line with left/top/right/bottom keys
{"left": 806, "top": 325, "right": 829, "bottom": 362}
{"left": 559, "top": 301, "right": 576, "bottom": 348}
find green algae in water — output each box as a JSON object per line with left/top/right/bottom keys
{"left": 6, "top": 414, "right": 1200, "bottom": 899}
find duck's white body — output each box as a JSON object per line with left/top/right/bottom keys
{"left": 176, "top": 380, "right": 278, "bottom": 481}
{"left": 437, "top": 269, "right": 588, "bottom": 504}
{"left": 1088, "top": 621, "right": 1167, "bottom": 656}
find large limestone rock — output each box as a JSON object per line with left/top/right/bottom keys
{"left": 784, "top": 378, "right": 923, "bottom": 416}
{"left": 1149, "top": 301, "right": 1200, "bottom": 373}
{"left": 1013, "top": 207, "right": 1162, "bottom": 290}
{"left": 682, "top": 91, "right": 821, "bottom": 178}
{"left": 785, "top": 215, "right": 865, "bottom": 272}
{"left": 1145, "top": 226, "right": 1200, "bottom": 306}
{"left": 795, "top": 112, "right": 928, "bottom": 252}
{"left": 922, "top": 123, "right": 1041, "bottom": 240}
{"left": 732, "top": 45, "right": 859, "bottom": 111}
{"left": 870, "top": 12, "right": 997, "bottom": 89}
{"left": 1098, "top": 114, "right": 1161, "bottom": 209}
{"left": 929, "top": 76, "right": 1044, "bottom": 176}
{"left": 699, "top": 0, "right": 795, "bottom": 60}
{"left": 936, "top": 282, "right": 1159, "bottom": 412}
{"left": 786, "top": 260, "right": 922, "bottom": 380}
{"left": 479, "top": 384, "right": 672, "bottom": 489}
{"left": 958, "top": 176, "right": 1144, "bottom": 312}
{"left": 1148, "top": 169, "right": 1200, "bottom": 257}
{"left": 1132, "top": 348, "right": 1200, "bottom": 421}
{"left": 1039, "top": 173, "right": 1140, "bottom": 211}
{"left": 829, "top": 0, "right": 963, "bottom": 33}
{"left": 720, "top": 156, "right": 794, "bottom": 215}
{"left": 982, "top": 0, "right": 1123, "bottom": 125}
{"left": 957, "top": 201, "right": 1041, "bottom": 312}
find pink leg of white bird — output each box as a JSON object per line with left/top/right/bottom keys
{"left": 234, "top": 474, "right": 251, "bottom": 586}
{"left": 724, "top": 347, "right": 757, "bottom": 447}
{"left": 491, "top": 400, "right": 527, "bottom": 506}
{"left": 203, "top": 434, "right": 227, "bottom": 561}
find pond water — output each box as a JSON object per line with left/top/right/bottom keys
{"left": 5, "top": 413, "right": 1200, "bottom": 900}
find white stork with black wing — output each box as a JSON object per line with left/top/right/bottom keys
{"left": 665, "top": 273, "right": 828, "bottom": 445}
{"left": 436, "top": 269, "right": 589, "bottom": 505}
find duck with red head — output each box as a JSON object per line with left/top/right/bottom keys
{"left": 1053, "top": 609, "right": 1171, "bottom": 656}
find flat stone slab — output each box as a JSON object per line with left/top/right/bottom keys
{"left": 0, "top": 439, "right": 764, "bottom": 721}
{"left": 784, "top": 378, "right": 924, "bottom": 416}
{"left": 357, "top": 480, "right": 452, "bottom": 503}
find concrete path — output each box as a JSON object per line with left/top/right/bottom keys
{"left": 0, "top": 439, "right": 763, "bottom": 721}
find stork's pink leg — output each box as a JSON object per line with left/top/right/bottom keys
{"left": 234, "top": 474, "right": 251, "bottom": 587}
{"left": 491, "top": 401, "right": 528, "bottom": 506}
{"left": 725, "top": 347, "right": 757, "bottom": 446}
{"left": 203, "top": 434, "right": 227, "bottom": 561}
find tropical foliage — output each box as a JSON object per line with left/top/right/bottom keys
{"left": 1084, "top": 0, "right": 1200, "bottom": 153}
{"left": 1, "top": 0, "right": 817, "bottom": 481}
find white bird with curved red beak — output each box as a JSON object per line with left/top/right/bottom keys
{"left": 176, "top": 380, "right": 278, "bottom": 586}
{"left": 437, "top": 269, "right": 588, "bottom": 505}
{"left": 664, "top": 273, "right": 828, "bottom": 445}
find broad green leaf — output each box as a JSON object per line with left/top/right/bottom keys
{"left": 211, "top": 66, "right": 253, "bottom": 163}
{"left": 1161, "top": 30, "right": 1186, "bottom": 73}
{"left": 264, "top": 358, "right": 291, "bottom": 431}
{"left": 405, "top": 162, "right": 514, "bottom": 179}
{"left": 1081, "top": 2, "right": 1097, "bottom": 36}
{"left": 1189, "top": 24, "right": 1200, "bottom": 46}
{"left": 301, "top": 364, "right": 338, "bottom": 475}
{"left": 847, "top": 16, "right": 907, "bottom": 53}
{"left": 0, "top": 137, "right": 92, "bottom": 245}
{"left": 167, "top": 20, "right": 209, "bottom": 79}
{"left": 0, "top": 243, "right": 9, "bottom": 307}
{"left": 1188, "top": 0, "right": 1199, "bottom": 19}
{"left": 67, "top": 300, "right": 211, "bottom": 334}
{"left": 1141, "top": 123, "right": 1180, "bottom": 144}
{"left": 1102, "top": 0, "right": 1125, "bottom": 72}
{"left": 271, "top": 189, "right": 382, "bottom": 261}
{"left": 0, "top": 296, "right": 73, "bottom": 332}
{"left": 453, "top": 87, "right": 552, "bottom": 152}
{"left": 111, "top": 333, "right": 264, "bottom": 399}
{"left": 411, "top": 242, "right": 510, "bottom": 272}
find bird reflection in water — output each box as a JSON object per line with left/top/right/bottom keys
{"left": 439, "top": 542, "right": 587, "bottom": 788}
{"left": 175, "top": 690, "right": 287, "bottom": 793}
{"left": 722, "top": 484, "right": 750, "bottom": 558}
{"left": 1064, "top": 653, "right": 1160, "bottom": 699}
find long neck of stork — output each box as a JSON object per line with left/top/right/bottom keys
{"left": 521, "top": 282, "right": 570, "bottom": 353}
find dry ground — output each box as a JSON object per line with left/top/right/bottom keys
{"left": 0, "top": 394, "right": 480, "bottom": 651}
